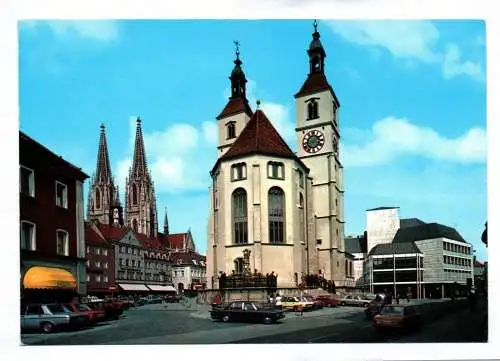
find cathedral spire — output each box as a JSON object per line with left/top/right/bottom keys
{"left": 230, "top": 40, "right": 247, "bottom": 99}
{"left": 96, "top": 124, "right": 112, "bottom": 184}
{"left": 131, "top": 117, "right": 148, "bottom": 178}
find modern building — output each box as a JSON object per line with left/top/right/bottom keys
{"left": 361, "top": 207, "right": 474, "bottom": 298}
{"left": 20, "top": 131, "right": 89, "bottom": 303}
{"left": 85, "top": 222, "right": 116, "bottom": 295}
{"left": 206, "top": 21, "right": 350, "bottom": 288}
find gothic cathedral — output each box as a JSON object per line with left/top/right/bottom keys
{"left": 206, "top": 22, "right": 349, "bottom": 288}
{"left": 87, "top": 118, "right": 159, "bottom": 238}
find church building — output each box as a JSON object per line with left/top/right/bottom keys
{"left": 206, "top": 21, "right": 351, "bottom": 288}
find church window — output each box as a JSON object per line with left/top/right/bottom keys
{"left": 95, "top": 188, "right": 101, "bottom": 209}
{"left": 231, "top": 163, "right": 247, "bottom": 181}
{"left": 20, "top": 165, "right": 35, "bottom": 197}
{"left": 307, "top": 99, "right": 319, "bottom": 120}
{"left": 232, "top": 188, "right": 248, "bottom": 244}
{"left": 132, "top": 184, "right": 138, "bottom": 205}
{"left": 234, "top": 257, "right": 244, "bottom": 274}
{"left": 55, "top": 181, "right": 68, "bottom": 208}
{"left": 345, "top": 260, "right": 348, "bottom": 276}
{"left": 226, "top": 122, "right": 236, "bottom": 140}
{"left": 132, "top": 219, "right": 138, "bottom": 232}
{"left": 268, "top": 162, "right": 284, "bottom": 180}
{"left": 298, "top": 170, "right": 304, "bottom": 188}
{"left": 298, "top": 194, "right": 305, "bottom": 244}
{"left": 268, "top": 187, "right": 285, "bottom": 244}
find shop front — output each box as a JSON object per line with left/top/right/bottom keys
{"left": 21, "top": 266, "right": 78, "bottom": 305}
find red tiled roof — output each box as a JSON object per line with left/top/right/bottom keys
{"left": 295, "top": 72, "right": 332, "bottom": 98}
{"left": 221, "top": 109, "right": 297, "bottom": 161}
{"left": 216, "top": 97, "right": 253, "bottom": 120}
{"left": 167, "top": 233, "right": 186, "bottom": 249}
{"left": 98, "top": 224, "right": 130, "bottom": 241}
{"left": 171, "top": 250, "right": 206, "bottom": 265}
{"left": 474, "top": 260, "right": 485, "bottom": 268}
{"left": 85, "top": 223, "right": 109, "bottom": 246}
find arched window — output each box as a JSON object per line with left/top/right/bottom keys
{"left": 298, "top": 193, "right": 305, "bottom": 244}
{"left": 268, "top": 187, "right": 285, "bottom": 244}
{"left": 234, "top": 257, "right": 244, "bottom": 274}
{"left": 345, "top": 260, "right": 348, "bottom": 276}
{"left": 132, "top": 184, "right": 138, "bottom": 205}
{"left": 95, "top": 188, "right": 101, "bottom": 209}
{"left": 350, "top": 261, "right": 353, "bottom": 277}
{"left": 226, "top": 122, "right": 236, "bottom": 139}
{"left": 132, "top": 218, "right": 138, "bottom": 232}
{"left": 232, "top": 188, "right": 248, "bottom": 244}
{"left": 307, "top": 100, "right": 319, "bottom": 120}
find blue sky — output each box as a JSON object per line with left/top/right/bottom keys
{"left": 18, "top": 20, "right": 487, "bottom": 261}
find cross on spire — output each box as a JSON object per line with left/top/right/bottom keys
{"left": 234, "top": 40, "right": 240, "bottom": 58}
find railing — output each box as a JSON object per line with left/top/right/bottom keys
{"left": 218, "top": 274, "right": 277, "bottom": 289}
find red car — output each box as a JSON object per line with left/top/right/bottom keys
{"left": 315, "top": 294, "right": 340, "bottom": 308}
{"left": 78, "top": 303, "right": 106, "bottom": 324}
{"left": 64, "top": 303, "right": 93, "bottom": 325}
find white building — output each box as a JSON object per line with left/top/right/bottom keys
{"left": 171, "top": 251, "right": 207, "bottom": 292}
{"left": 206, "top": 22, "right": 352, "bottom": 288}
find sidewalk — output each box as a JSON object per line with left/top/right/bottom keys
{"left": 397, "top": 297, "right": 488, "bottom": 343}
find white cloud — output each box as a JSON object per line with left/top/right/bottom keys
{"left": 202, "top": 121, "right": 218, "bottom": 144}
{"left": 324, "top": 20, "right": 484, "bottom": 82}
{"left": 443, "top": 44, "right": 485, "bottom": 82}
{"left": 21, "top": 20, "right": 119, "bottom": 42}
{"left": 342, "top": 116, "right": 486, "bottom": 166}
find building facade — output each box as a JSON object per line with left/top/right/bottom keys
{"left": 171, "top": 251, "right": 207, "bottom": 292}
{"left": 85, "top": 222, "right": 116, "bottom": 295}
{"left": 206, "top": 22, "right": 349, "bottom": 288}
{"left": 20, "top": 131, "right": 89, "bottom": 302}
{"left": 361, "top": 207, "right": 474, "bottom": 298}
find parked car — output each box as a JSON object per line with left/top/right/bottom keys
{"left": 280, "top": 296, "right": 314, "bottom": 312}
{"left": 340, "top": 295, "right": 371, "bottom": 307}
{"left": 164, "top": 294, "right": 181, "bottom": 303}
{"left": 86, "top": 299, "right": 124, "bottom": 320}
{"left": 77, "top": 303, "right": 106, "bottom": 324}
{"left": 373, "top": 305, "right": 422, "bottom": 333}
{"left": 63, "top": 303, "right": 94, "bottom": 325}
{"left": 210, "top": 300, "right": 285, "bottom": 324}
{"left": 21, "top": 303, "right": 87, "bottom": 333}
{"left": 315, "top": 294, "right": 340, "bottom": 308}
{"left": 301, "top": 295, "right": 322, "bottom": 310}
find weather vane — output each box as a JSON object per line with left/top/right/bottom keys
{"left": 234, "top": 40, "right": 240, "bottom": 56}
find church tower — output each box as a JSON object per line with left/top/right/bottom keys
{"left": 87, "top": 124, "right": 117, "bottom": 225}
{"left": 124, "top": 117, "right": 159, "bottom": 237}
{"left": 295, "top": 21, "right": 346, "bottom": 282}
{"left": 216, "top": 41, "right": 253, "bottom": 157}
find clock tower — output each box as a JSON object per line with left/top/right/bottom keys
{"left": 295, "top": 21, "right": 346, "bottom": 282}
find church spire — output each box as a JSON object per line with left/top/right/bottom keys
{"left": 96, "top": 124, "right": 112, "bottom": 184}
{"left": 131, "top": 117, "right": 148, "bottom": 178}
{"left": 163, "top": 206, "right": 169, "bottom": 235}
{"left": 308, "top": 19, "right": 326, "bottom": 74}
{"left": 230, "top": 40, "right": 247, "bottom": 99}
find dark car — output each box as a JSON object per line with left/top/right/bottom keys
{"left": 210, "top": 300, "right": 285, "bottom": 324}
{"left": 365, "top": 294, "right": 387, "bottom": 320}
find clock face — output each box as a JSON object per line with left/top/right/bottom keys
{"left": 302, "top": 130, "right": 325, "bottom": 153}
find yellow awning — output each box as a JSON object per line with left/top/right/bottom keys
{"left": 23, "top": 266, "right": 77, "bottom": 290}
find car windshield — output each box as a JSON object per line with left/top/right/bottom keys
{"left": 47, "top": 304, "right": 70, "bottom": 314}
{"left": 380, "top": 306, "right": 405, "bottom": 315}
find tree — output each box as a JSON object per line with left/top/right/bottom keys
{"left": 481, "top": 222, "right": 487, "bottom": 247}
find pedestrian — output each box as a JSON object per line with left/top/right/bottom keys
{"left": 406, "top": 291, "right": 411, "bottom": 303}
{"left": 395, "top": 293, "right": 400, "bottom": 305}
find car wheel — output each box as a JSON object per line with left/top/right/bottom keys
{"left": 340, "top": 302, "right": 345, "bottom": 306}
{"left": 222, "top": 315, "right": 230, "bottom": 322}
{"left": 41, "top": 322, "right": 54, "bottom": 334}
{"left": 263, "top": 317, "right": 272, "bottom": 324}
{"left": 328, "top": 304, "right": 332, "bottom": 308}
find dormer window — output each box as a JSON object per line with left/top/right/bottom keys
{"left": 226, "top": 122, "right": 236, "bottom": 139}
{"left": 306, "top": 99, "right": 319, "bottom": 120}
{"left": 231, "top": 163, "right": 247, "bottom": 181}
{"left": 268, "top": 162, "right": 284, "bottom": 180}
